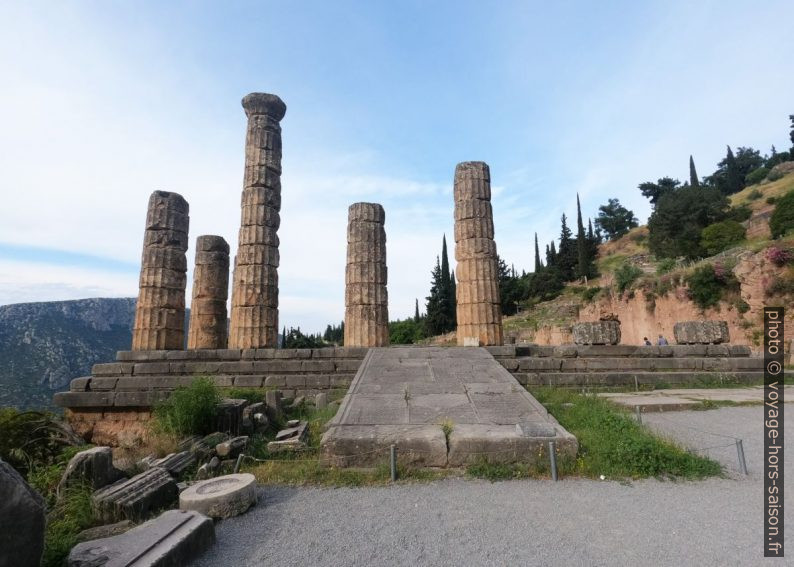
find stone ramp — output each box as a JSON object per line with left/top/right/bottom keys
{"left": 321, "top": 347, "right": 577, "bottom": 467}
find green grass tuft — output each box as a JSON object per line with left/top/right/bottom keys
{"left": 530, "top": 387, "right": 722, "bottom": 479}
{"left": 153, "top": 376, "right": 220, "bottom": 436}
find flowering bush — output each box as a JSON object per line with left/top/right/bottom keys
{"left": 766, "top": 246, "right": 794, "bottom": 267}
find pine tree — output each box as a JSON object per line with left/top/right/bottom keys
{"left": 534, "top": 232, "right": 542, "bottom": 272}
{"left": 424, "top": 257, "right": 446, "bottom": 335}
{"left": 689, "top": 155, "right": 699, "bottom": 187}
{"left": 548, "top": 241, "right": 557, "bottom": 266}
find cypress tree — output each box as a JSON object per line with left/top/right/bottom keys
{"left": 439, "top": 235, "right": 455, "bottom": 331}
{"left": 440, "top": 235, "right": 451, "bottom": 291}
{"left": 425, "top": 256, "right": 446, "bottom": 335}
{"left": 557, "top": 213, "right": 576, "bottom": 281}
{"left": 689, "top": 155, "right": 699, "bottom": 187}
{"left": 534, "top": 232, "right": 542, "bottom": 272}
{"left": 414, "top": 298, "right": 420, "bottom": 321}
{"left": 450, "top": 269, "right": 457, "bottom": 324}
{"left": 576, "top": 194, "right": 588, "bottom": 279}
{"left": 280, "top": 326, "right": 286, "bottom": 349}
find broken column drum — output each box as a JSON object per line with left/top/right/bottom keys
{"left": 344, "top": 203, "right": 389, "bottom": 347}
{"left": 453, "top": 162, "right": 503, "bottom": 346}
{"left": 228, "top": 93, "right": 286, "bottom": 348}
{"left": 187, "top": 235, "right": 230, "bottom": 349}
{"left": 131, "top": 191, "right": 189, "bottom": 350}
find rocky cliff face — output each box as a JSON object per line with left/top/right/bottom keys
{"left": 0, "top": 298, "right": 136, "bottom": 409}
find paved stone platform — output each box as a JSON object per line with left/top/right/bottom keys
{"left": 321, "top": 347, "right": 577, "bottom": 467}
{"left": 599, "top": 385, "right": 794, "bottom": 412}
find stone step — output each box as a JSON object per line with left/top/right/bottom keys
{"left": 513, "top": 371, "right": 765, "bottom": 387}
{"left": 92, "top": 358, "right": 362, "bottom": 377}
{"left": 115, "top": 346, "right": 369, "bottom": 362}
{"left": 68, "top": 509, "right": 214, "bottom": 567}
{"left": 486, "top": 344, "right": 752, "bottom": 359}
{"left": 505, "top": 357, "right": 764, "bottom": 373}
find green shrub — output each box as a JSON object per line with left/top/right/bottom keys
{"left": 745, "top": 168, "right": 769, "bottom": 186}
{"left": 0, "top": 409, "right": 83, "bottom": 475}
{"left": 615, "top": 262, "right": 643, "bottom": 293}
{"left": 768, "top": 169, "right": 785, "bottom": 182}
{"left": 770, "top": 191, "right": 794, "bottom": 238}
{"left": 686, "top": 263, "right": 739, "bottom": 309}
{"left": 655, "top": 258, "right": 676, "bottom": 275}
{"left": 727, "top": 204, "right": 752, "bottom": 222}
{"left": 581, "top": 286, "right": 602, "bottom": 302}
{"left": 765, "top": 270, "right": 794, "bottom": 297}
{"left": 700, "top": 220, "right": 746, "bottom": 255}
{"left": 153, "top": 377, "right": 220, "bottom": 436}
{"left": 767, "top": 196, "right": 778, "bottom": 205}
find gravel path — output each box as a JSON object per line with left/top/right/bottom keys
{"left": 193, "top": 406, "right": 791, "bottom": 566}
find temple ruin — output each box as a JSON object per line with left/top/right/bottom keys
{"left": 187, "top": 235, "right": 230, "bottom": 350}
{"left": 131, "top": 190, "right": 189, "bottom": 351}
{"left": 228, "top": 93, "right": 286, "bottom": 349}
{"left": 344, "top": 202, "right": 389, "bottom": 347}
{"left": 453, "top": 161, "right": 503, "bottom": 346}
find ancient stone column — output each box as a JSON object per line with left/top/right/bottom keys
{"left": 187, "top": 235, "right": 230, "bottom": 349}
{"left": 131, "top": 191, "right": 189, "bottom": 350}
{"left": 344, "top": 203, "right": 389, "bottom": 347}
{"left": 228, "top": 93, "right": 286, "bottom": 349}
{"left": 454, "top": 162, "right": 503, "bottom": 346}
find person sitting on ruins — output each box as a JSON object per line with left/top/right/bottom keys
{"left": 643, "top": 337, "right": 651, "bottom": 346}
{"left": 657, "top": 334, "right": 669, "bottom": 346}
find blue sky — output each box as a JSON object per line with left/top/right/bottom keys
{"left": 1, "top": 0, "right": 792, "bottom": 332}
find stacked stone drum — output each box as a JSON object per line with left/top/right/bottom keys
{"left": 344, "top": 203, "right": 389, "bottom": 347}
{"left": 187, "top": 235, "right": 230, "bottom": 349}
{"left": 228, "top": 93, "right": 286, "bottom": 348}
{"left": 453, "top": 162, "right": 503, "bottom": 346}
{"left": 131, "top": 191, "right": 189, "bottom": 350}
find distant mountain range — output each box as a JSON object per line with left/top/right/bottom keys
{"left": 0, "top": 298, "right": 136, "bottom": 409}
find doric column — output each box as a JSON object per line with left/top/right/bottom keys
{"left": 228, "top": 93, "right": 286, "bottom": 348}
{"left": 344, "top": 203, "right": 389, "bottom": 347}
{"left": 187, "top": 235, "right": 230, "bottom": 349}
{"left": 131, "top": 191, "right": 189, "bottom": 350}
{"left": 453, "top": 162, "right": 503, "bottom": 346}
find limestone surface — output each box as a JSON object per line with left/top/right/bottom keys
{"left": 58, "top": 446, "right": 124, "bottom": 493}
{"left": 68, "top": 509, "right": 215, "bottom": 567}
{"left": 572, "top": 321, "right": 622, "bottom": 345}
{"left": 0, "top": 459, "right": 46, "bottom": 567}
{"left": 188, "top": 235, "right": 230, "bottom": 349}
{"left": 453, "top": 162, "right": 503, "bottom": 346}
{"left": 321, "top": 347, "right": 576, "bottom": 466}
{"left": 229, "top": 92, "right": 286, "bottom": 349}
{"left": 179, "top": 473, "right": 257, "bottom": 519}
{"left": 92, "top": 466, "right": 178, "bottom": 523}
{"left": 344, "top": 202, "right": 389, "bottom": 347}
{"left": 674, "top": 321, "right": 730, "bottom": 344}
{"left": 132, "top": 191, "right": 189, "bottom": 350}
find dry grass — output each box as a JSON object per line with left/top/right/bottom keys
{"left": 730, "top": 172, "right": 794, "bottom": 210}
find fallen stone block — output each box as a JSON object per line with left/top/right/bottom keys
{"left": 673, "top": 321, "right": 730, "bottom": 344}
{"left": 191, "top": 432, "right": 230, "bottom": 460}
{"left": 572, "top": 321, "right": 621, "bottom": 345}
{"left": 216, "top": 436, "right": 249, "bottom": 459}
{"left": 92, "top": 466, "right": 178, "bottom": 523}
{"left": 315, "top": 392, "right": 328, "bottom": 409}
{"left": 196, "top": 457, "right": 221, "bottom": 480}
{"left": 179, "top": 473, "right": 257, "bottom": 519}
{"left": 268, "top": 421, "right": 309, "bottom": 453}
{"left": 150, "top": 451, "right": 197, "bottom": 477}
{"left": 215, "top": 398, "right": 249, "bottom": 435}
{"left": 67, "top": 509, "right": 214, "bottom": 567}
{"left": 0, "top": 459, "right": 46, "bottom": 567}
{"left": 75, "top": 520, "right": 133, "bottom": 543}
{"left": 58, "top": 446, "right": 125, "bottom": 494}
{"left": 265, "top": 390, "right": 283, "bottom": 422}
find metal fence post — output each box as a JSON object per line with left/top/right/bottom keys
{"left": 390, "top": 444, "right": 397, "bottom": 482}
{"left": 234, "top": 453, "right": 244, "bottom": 474}
{"left": 736, "top": 439, "right": 748, "bottom": 475}
{"left": 548, "top": 441, "right": 558, "bottom": 481}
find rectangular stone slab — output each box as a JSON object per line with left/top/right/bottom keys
{"left": 321, "top": 347, "right": 576, "bottom": 467}
{"left": 67, "top": 509, "right": 214, "bottom": 567}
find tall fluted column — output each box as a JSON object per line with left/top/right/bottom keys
{"left": 344, "top": 203, "right": 389, "bottom": 347}
{"left": 132, "top": 191, "right": 189, "bottom": 350}
{"left": 454, "top": 162, "right": 503, "bottom": 346}
{"left": 187, "top": 235, "right": 230, "bottom": 349}
{"left": 228, "top": 93, "right": 286, "bottom": 348}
